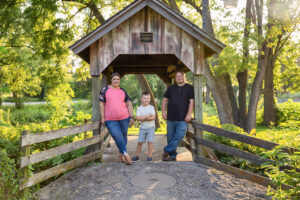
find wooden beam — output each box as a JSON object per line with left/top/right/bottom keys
{"left": 19, "top": 150, "right": 102, "bottom": 190}
{"left": 20, "top": 129, "right": 108, "bottom": 168}
{"left": 21, "top": 121, "right": 100, "bottom": 146}
{"left": 194, "top": 155, "right": 293, "bottom": 190}
{"left": 194, "top": 136, "right": 274, "bottom": 165}
{"left": 192, "top": 122, "right": 299, "bottom": 153}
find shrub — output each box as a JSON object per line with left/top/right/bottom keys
{"left": 263, "top": 146, "right": 300, "bottom": 199}
{"left": 276, "top": 100, "right": 300, "bottom": 128}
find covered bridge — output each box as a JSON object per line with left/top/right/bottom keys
{"left": 69, "top": 0, "right": 225, "bottom": 131}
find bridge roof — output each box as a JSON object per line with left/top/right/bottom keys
{"left": 69, "top": 0, "right": 225, "bottom": 63}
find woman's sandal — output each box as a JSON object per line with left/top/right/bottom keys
{"left": 123, "top": 153, "right": 132, "bottom": 165}
{"left": 119, "top": 154, "right": 125, "bottom": 163}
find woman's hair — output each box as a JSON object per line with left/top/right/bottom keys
{"left": 110, "top": 72, "right": 120, "bottom": 79}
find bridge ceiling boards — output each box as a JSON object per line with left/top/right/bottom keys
{"left": 70, "top": 0, "right": 225, "bottom": 76}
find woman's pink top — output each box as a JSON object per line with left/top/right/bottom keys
{"left": 99, "top": 86, "right": 130, "bottom": 121}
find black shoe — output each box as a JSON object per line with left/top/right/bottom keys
{"left": 162, "top": 152, "right": 169, "bottom": 161}
{"left": 168, "top": 157, "right": 176, "bottom": 161}
{"left": 132, "top": 156, "right": 139, "bottom": 163}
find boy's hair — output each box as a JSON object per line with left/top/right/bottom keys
{"left": 142, "top": 91, "right": 150, "bottom": 96}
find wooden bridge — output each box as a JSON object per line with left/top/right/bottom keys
{"left": 19, "top": 120, "right": 296, "bottom": 199}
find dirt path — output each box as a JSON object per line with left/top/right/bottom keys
{"left": 102, "top": 135, "right": 193, "bottom": 163}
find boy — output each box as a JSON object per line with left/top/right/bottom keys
{"left": 132, "top": 92, "right": 156, "bottom": 162}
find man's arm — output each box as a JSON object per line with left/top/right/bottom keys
{"left": 185, "top": 99, "right": 194, "bottom": 123}
{"left": 162, "top": 97, "right": 168, "bottom": 120}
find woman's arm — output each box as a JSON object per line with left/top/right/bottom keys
{"left": 126, "top": 101, "right": 134, "bottom": 126}
{"left": 126, "top": 101, "right": 134, "bottom": 117}
{"left": 100, "top": 102, "right": 105, "bottom": 125}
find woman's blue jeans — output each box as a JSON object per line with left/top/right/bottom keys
{"left": 105, "top": 117, "right": 130, "bottom": 155}
{"left": 164, "top": 120, "right": 187, "bottom": 158}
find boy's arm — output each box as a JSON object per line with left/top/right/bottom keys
{"left": 136, "top": 116, "right": 146, "bottom": 121}
{"left": 143, "top": 114, "right": 155, "bottom": 121}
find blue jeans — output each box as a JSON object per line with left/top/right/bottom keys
{"left": 105, "top": 117, "right": 130, "bottom": 155}
{"left": 164, "top": 120, "right": 187, "bottom": 158}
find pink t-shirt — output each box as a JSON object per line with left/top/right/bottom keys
{"left": 100, "top": 86, "right": 130, "bottom": 121}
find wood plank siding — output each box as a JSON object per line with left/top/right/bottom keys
{"left": 89, "top": 7, "right": 205, "bottom": 76}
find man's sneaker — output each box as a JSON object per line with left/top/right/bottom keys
{"left": 147, "top": 157, "right": 152, "bottom": 162}
{"left": 131, "top": 156, "right": 139, "bottom": 163}
{"left": 168, "top": 157, "right": 176, "bottom": 161}
{"left": 162, "top": 152, "right": 169, "bottom": 161}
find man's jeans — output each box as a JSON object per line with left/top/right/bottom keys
{"left": 105, "top": 117, "right": 130, "bottom": 155}
{"left": 164, "top": 120, "right": 187, "bottom": 158}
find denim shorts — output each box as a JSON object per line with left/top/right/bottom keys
{"left": 138, "top": 127, "right": 155, "bottom": 143}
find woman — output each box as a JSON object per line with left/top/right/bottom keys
{"left": 99, "top": 72, "right": 134, "bottom": 165}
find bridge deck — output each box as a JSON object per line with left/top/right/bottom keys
{"left": 36, "top": 161, "right": 269, "bottom": 200}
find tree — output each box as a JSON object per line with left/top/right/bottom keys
{"left": 262, "top": 0, "right": 300, "bottom": 125}
{"left": 164, "top": 0, "right": 299, "bottom": 132}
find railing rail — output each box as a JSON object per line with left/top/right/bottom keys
{"left": 182, "top": 120, "right": 298, "bottom": 189}
{"left": 19, "top": 121, "right": 110, "bottom": 190}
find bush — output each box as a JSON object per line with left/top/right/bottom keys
{"left": 263, "top": 146, "right": 300, "bottom": 199}
{"left": 276, "top": 100, "right": 300, "bottom": 128}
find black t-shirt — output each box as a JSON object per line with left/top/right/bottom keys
{"left": 163, "top": 83, "right": 194, "bottom": 121}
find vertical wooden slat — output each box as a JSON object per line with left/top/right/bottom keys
{"left": 180, "top": 30, "right": 194, "bottom": 72}
{"left": 147, "top": 7, "right": 162, "bottom": 54}
{"left": 129, "top": 9, "right": 145, "bottom": 54}
{"left": 112, "top": 20, "right": 130, "bottom": 57}
{"left": 164, "top": 18, "right": 179, "bottom": 55}
{"left": 20, "top": 130, "right": 31, "bottom": 193}
{"left": 90, "top": 41, "right": 98, "bottom": 75}
{"left": 194, "top": 41, "right": 205, "bottom": 74}
{"left": 98, "top": 33, "right": 113, "bottom": 74}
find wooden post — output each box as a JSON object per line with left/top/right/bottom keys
{"left": 92, "top": 75, "right": 101, "bottom": 150}
{"left": 193, "top": 74, "right": 205, "bottom": 157}
{"left": 20, "top": 130, "right": 31, "bottom": 194}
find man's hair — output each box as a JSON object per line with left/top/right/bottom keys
{"left": 142, "top": 91, "right": 150, "bottom": 96}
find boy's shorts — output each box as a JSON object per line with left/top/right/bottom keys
{"left": 138, "top": 127, "right": 155, "bottom": 143}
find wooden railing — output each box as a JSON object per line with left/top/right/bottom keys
{"left": 19, "top": 121, "right": 110, "bottom": 190}
{"left": 183, "top": 120, "right": 299, "bottom": 190}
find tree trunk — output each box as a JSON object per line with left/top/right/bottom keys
{"left": 135, "top": 74, "right": 161, "bottom": 128}
{"left": 246, "top": 0, "right": 275, "bottom": 132}
{"left": 237, "top": 0, "right": 252, "bottom": 129}
{"left": 205, "top": 87, "right": 211, "bottom": 104}
{"left": 202, "top": 0, "right": 234, "bottom": 124}
{"left": 263, "top": 57, "right": 276, "bottom": 125}
{"left": 0, "top": 91, "right": 2, "bottom": 107}
{"left": 237, "top": 71, "right": 248, "bottom": 128}
{"left": 13, "top": 92, "right": 22, "bottom": 109}
{"left": 204, "top": 62, "right": 234, "bottom": 124}
{"left": 224, "top": 74, "right": 239, "bottom": 125}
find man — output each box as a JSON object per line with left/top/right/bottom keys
{"left": 162, "top": 71, "right": 194, "bottom": 161}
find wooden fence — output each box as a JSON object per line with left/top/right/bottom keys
{"left": 19, "top": 120, "right": 110, "bottom": 190}
{"left": 183, "top": 120, "right": 299, "bottom": 190}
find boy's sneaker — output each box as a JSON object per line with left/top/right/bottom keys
{"left": 147, "top": 157, "right": 152, "bottom": 162}
{"left": 131, "top": 156, "right": 139, "bottom": 163}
